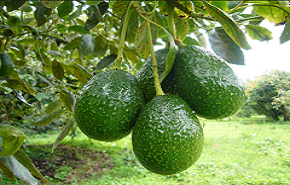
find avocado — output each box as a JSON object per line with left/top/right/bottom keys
{"left": 74, "top": 70, "right": 145, "bottom": 141}
{"left": 0, "top": 53, "right": 14, "bottom": 77}
{"left": 174, "top": 45, "right": 246, "bottom": 119}
{"left": 135, "top": 49, "right": 176, "bottom": 103}
{"left": 132, "top": 94, "right": 204, "bottom": 175}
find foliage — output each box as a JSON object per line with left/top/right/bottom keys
{"left": 0, "top": 0, "right": 290, "bottom": 184}
{"left": 245, "top": 70, "right": 290, "bottom": 121}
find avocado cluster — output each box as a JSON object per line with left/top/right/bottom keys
{"left": 74, "top": 44, "right": 245, "bottom": 176}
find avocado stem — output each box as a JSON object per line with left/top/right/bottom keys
{"left": 114, "top": 2, "right": 134, "bottom": 70}
{"left": 145, "top": 20, "right": 165, "bottom": 97}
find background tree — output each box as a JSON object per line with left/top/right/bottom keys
{"left": 0, "top": 1, "right": 290, "bottom": 184}
{"left": 245, "top": 70, "right": 290, "bottom": 121}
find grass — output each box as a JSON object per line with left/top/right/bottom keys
{"left": 2, "top": 116, "right": 290, "bottom": 185}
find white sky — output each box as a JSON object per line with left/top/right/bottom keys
{"left": 228, "top": 21, "right": 290, "bottom": 82}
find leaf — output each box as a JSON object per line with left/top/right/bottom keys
{"left": 52, "top": 122, "right": 75, "bottom": 152}
{"left": 253, "top": 3, "right": 290, "bottom": 24}
{"left": 0, "top": 124, "right": 27, "bottom": 158}
{"left": 126, "top": 9, "right": 139, "bottom": 43}
{"left": 210, "top": 1, "right": 228, "bottom": 11}
{"left": 183, "top": 37, "right": 199, "bottom": 46}
{"left": 67, "top": 5, "right": 82, "bottom": 21}
{"left": 245, "top": 25, "right": 273, "bottom": 42}
{"left": 64, "top": 36, "right": 82, "bottom": 50}
{"left": 42, "top": 1, "right": 62, "bottom": 9}
{"left": 124, "top": 49, "right": 138, "bottom": 64}
{"left": 7, "top": 16, "right": 21, "bottom": 27}
{"left": 175, "top": 13, "right": 190, "bottom": 41}
{"left": 111, "top": 1, "right": 130, "bottom": 17}
{"left": 59, "top": 89, "right": 75, "bottom": 112}
{"left": 85, "top": 6, "right": 100, "bottom": 31}
{"left": 47, "top": 50, "right": 64, "bottom": 57}
{"left": 203, "top": 1, "right": 251, "bottom": 50}
{"left": 93, "top": 36, "right": 108, "bottom": 57}
{"left": 52, "top": 59, "right": 64, "bottom": 81}
{"left": 96, "top": 54, "right": 117, "bottom": 70}
{"left": 46, "top": 100, "right": 62, "bottom": 114}
{"left": 0, "top": 156, "right": 38, "bottom": 185}
{"left": 209, "top": 27, "right": 244, "bottom": 65}
{"left": 13, "top": 150, "right": 48, "bottom": 183}
{"left": 57, "top": 0, "right": 74, "bottom": 18}
{"left": 135, "top": 22, "right": 151, "bottom": 58}
{"left": 35, "top": 93, "right": 50, "bottom": 101}
{"left": 280, "top": 22, "right": 290, "bottom": 44}
{"left": 34, "top": 1, "right": 52, "bottom": 27}
{"left": 74, "top": 64, "right": 93, "bottom": 85}
{"left": 68, "top": 25, "right": 90, "bottom": 35}
{"left": 16, "top": 92, "right": 33, "bottom": 107}
{"left": 80, "top": 34, "right": 94, "bottom": 56}
{"left": 31, "top": 110, "right": 65, "bottom": 126}
{"left": 5, "top": 1, "right": 26, "bottom": 12}
{"left": 5, "top": 71, "right": 36, "bottom": 95}
{"left": 0, "top": 161, "right": 15, "bottom": 180}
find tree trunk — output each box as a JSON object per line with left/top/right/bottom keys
{"left": 282, "top": 110, "right": 290, "bottom": 121}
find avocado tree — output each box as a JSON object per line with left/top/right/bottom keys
{"left": 0, "top": 1, "right": 290, "bottom": 184}
{"left": 246, "top": 70, "right": 290, "bottom": 121}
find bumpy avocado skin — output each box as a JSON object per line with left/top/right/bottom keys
{"left": 132, "top": 94, "right": 204, "bottom": 175}
{"left": 74, "top": 70, "right": 145, "bottom": 142}
{"left": 0, "top": 53, "right": 14, "bottom": 77}
{"left": 174, "top": 45, "right": 246, "bottom": 119}
{"left": 135, "top": 49, "right": 176, "bottom": 103}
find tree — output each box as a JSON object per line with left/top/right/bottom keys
{"left": 246, "top": 70, "right": 290, "bottom": 121}
{"left": 0, "top": 1, "right": 290, "bottom": 184}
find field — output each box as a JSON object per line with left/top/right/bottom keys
{"left": 3, "top": 116, "right": 290, "bottom": 185}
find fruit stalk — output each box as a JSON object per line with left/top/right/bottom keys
{"left": 114, "top": 2, "right": 134, "bottom": 70}
{"left": 145, "top": 20, "right": 164, "bottom": 96}
{"left": 167, "top": 2, "right": 176, "bottom": 41}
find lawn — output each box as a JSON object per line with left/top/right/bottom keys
{"left": 2, "top": 116, "right": 290, "bottom": 185}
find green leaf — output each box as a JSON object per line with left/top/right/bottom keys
{"left": 34, "top": 1, "right": 52, "bottom": 27}
{"left": 203, "top": 1, "right": 251, "bottom": 50}
{"left": 135, "top": 22, "right": 151, "bottom": 58}
{"left": 96, "top": 54, "right": 117, "bottom": 70}
{"left": 13, "top": 150, "right": 48, "bottom": 183}
{"left": 0, "top": 156, "right": 38, "bottom": 185}
{"left": 126, "top": 9, "right": 139, "bottom": 43}
{"left": 111, "top": 1, "right": 130, "bottom": 17}
{"left": 209, "top": 27, "right": 244, "bottom": 65}
{"left": 47, "top": 50, "right": 64, "bottom": 57}
{"left": 245, "top": 25, "right": 273, "bottom": 42}
{"left": 253, "top": 3, "right": 290, "bottom": 24}
{"left": 211, "top": 1, "right": 228, "bottom": 11}
{"left": 7, "top": 16, "right": 21, "bottom": 27}
{"left": 59, "top": 89, "right": 75, "bottom": 112}
{"left": 5, "top": 1, "right": 26, "bottom": 12}
{"left": 0, "top": 124, "right": 27, "bottom": 158}
{"left": 73, "top": 63, "right": 93, "bottom": 85}
{"left": 6, "top": 71, "right": 36, "bottom": 95}
{"left": 80, "top": 34, "right": 94, "bottom": 56}
{"left": 93, "top": 36, "right": 107, "bottom": 57}
{"left": 175, "top": 13, "right": 190, "bottom": 41}
{"left": 52, "top": 59, "right": 64, "bottom": 81}
{"left": 34, "top": 92, "right": 50, "bottom": 101}
{"left": 183, "top": 37, "right": 199, "bottom": 46}
{"left": 67, "top": 5, "right": 82, "bottom": 21}
{"left": 280, "top": 22, "right": 290, "bottom": 44}
{"left": 68, "top": 25, "right": 90, "bottom": 35}
{"left": 31, "top": 110, "right": 65, "bottom": 126}
{"left": 46, "top": 100, "right": 62, "bottom": 114}
{"left": 57, "top": 1, "right": 74, "bottom": 18}
{"left": 52, "top": 122, "right": 75, "bottom": 152}
{"left": 64, "top": 36, "right": 82, "bottom": 50}
{"left": 87, "top": 1, "right": 101, "bottom": 6}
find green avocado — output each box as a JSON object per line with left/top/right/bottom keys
{"left": 74, "top": 70, "right": 145, "bottom": 142}
{"left": 132, "top": 94, "right": 204, "bottom": 175}
{"left": 135, "top": 49, "right": 176, "bottom": 103}
{"left": 174, "top": 45, "right": 246, "bottom": 119}
{"left": 0, "top": 53, "right": 14, "bottom": 77}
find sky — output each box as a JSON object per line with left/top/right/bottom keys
{"left": 227, "top": 21, "right": 290, "bottom": 82}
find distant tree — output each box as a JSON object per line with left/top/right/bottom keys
{"left": 246, "top": 70, "right": 290, "bottom": 121}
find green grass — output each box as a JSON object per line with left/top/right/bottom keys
{"left": 2, "top": 116, "right": 290, "bottom": 185}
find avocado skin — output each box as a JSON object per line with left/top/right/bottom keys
{"left": 0, "top": 53, "right": 14, "bottom": 77}
{"left": 74, "top": 70, "right": 145, "bottom": 141}
{"left": 135, "top": 49, "right": 175, "bottom": 103}
{"left": 174, "top": 45, "right": 246, "bottom": 119}
{"left": 132, "top": 94, "right": 204, "bottom": 175}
